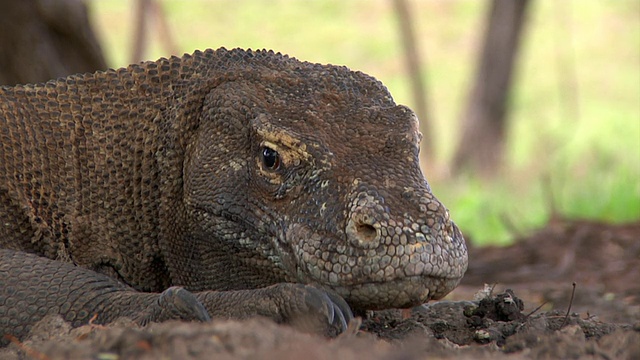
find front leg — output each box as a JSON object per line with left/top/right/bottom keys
{"left": 195, "top": 283, "right": 353, "bottom": 335}
{"left": 0, "top": 250, "right": 209, "bottom": 346}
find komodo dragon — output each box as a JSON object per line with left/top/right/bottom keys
{"left": 0, "top": 48, "right": 468, "bottom": 343}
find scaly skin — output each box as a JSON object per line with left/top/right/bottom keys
{"left": 0, "top": 48, "right": 467, "bottom": 344}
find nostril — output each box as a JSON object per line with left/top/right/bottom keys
{"left": 356, "top": 223, "right": 378, "bottom": 242}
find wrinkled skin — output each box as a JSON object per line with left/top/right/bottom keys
{"left": 0, "top": 48, "right": 467, "bottom": 343}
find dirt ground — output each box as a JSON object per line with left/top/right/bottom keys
{"left": 2, "top": 219, "right": 639, "bottom": 359}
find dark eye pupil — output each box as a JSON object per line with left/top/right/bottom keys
{"left": 262, "top": 147, "right": 280, "bottom": 170}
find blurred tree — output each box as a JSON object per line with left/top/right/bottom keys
{"left": 452, "top": 0, "right": 531, "bottom": 177}
{"left": 131, "top": 0, "right": 178, "bottom": 63}
{"left": 0, "top": 0, "right": 106, "bottom": 86}
{"left": 393, "top": 0, "right": 432, "bottom": 164}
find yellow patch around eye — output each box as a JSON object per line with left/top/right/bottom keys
{"left": 257, "top": 125, "right": 304, "bottom": 148}
{"left": 259, "top": 130, "right": 312, "bottom": 165}
{"left": 257, "top": 138, "right": 309, "bottom": 185}
{"left": 260, "top": 141, "right": 304, "bottom": 168}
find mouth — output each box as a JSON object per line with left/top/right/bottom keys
{"left": 330, "top": 274, "right": 464, "bottom": 311}
{"left": 290, "top": 235, "right": 467, "bottom": 310}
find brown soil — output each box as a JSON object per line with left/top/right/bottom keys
{"left": 2, "top": 219, "right": 639, "bottom": 359}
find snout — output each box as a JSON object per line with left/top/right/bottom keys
{"left": 292, "top": 189, "right": 468, "bottom": 310}
{"left": 336, "top": 213, "right": 467, "bottom": 309}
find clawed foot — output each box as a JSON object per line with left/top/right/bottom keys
{"left": 136, "top": 284, "right": 355, "bottom": 337}
{"left": 137, "top": 286, "right": 211, "bottom": 325}
{"left": 268, "top": 283, "right": 354, "bottom": 336}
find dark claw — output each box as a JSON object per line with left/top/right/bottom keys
{"left": 294, "top": 284, "right": 353, "bottom": 334}
{"left": 320, "top": 292, "right": 336, "bottom": 325}
{"left": 323, "top": 288, "right": 353, "bottom": 332}
{"left": 159, "top": 286, "right": 211, "bottom": 322}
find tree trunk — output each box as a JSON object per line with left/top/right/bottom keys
{"left": 131, "top": 0, "right": 179, "bottom": 63}
{"left": 393, "top": 0, "right": 433, "bottom": 164}
{"left": 452, "top": 0, "right": 531, "bottom": 176}
{"left": 0, "top": 0, "right": 107, "bottom": 86}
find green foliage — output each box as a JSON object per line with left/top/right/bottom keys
{"left": 90, "top": 0, "right": 639, "bottom": 245}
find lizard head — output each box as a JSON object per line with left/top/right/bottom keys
{"left": 182, "top": 49, "right": 468, "bottom": 311}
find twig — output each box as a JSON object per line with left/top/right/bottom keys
{"left": 4, "top": 334, "right": 51, "bottom": 360}
{"left": 76, "top": 313, "right": 107, "bottom": 340}
{"left": 489, "top": 283, "right": 497, "bottom": 297}
{"left": 561, "top": 282, "right": 577, "bottom": 328}
{"left": 88, "top": 313, "right": 106, "bottom": 329}
{"left": 525, "top": 300, "right": 548, "bottom": 317}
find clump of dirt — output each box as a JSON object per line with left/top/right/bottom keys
{"left": 362, "top": 287, "right": 637, "bottom": 359}
{"left": 2, "top": 219, "right": 639, "bottom": 359}
{"left": 461, "top": 219, "right": 640, "bottom": 325}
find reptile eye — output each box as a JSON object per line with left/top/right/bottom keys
{"left": 262, "top": 146, "right": 281, "bottom": 170}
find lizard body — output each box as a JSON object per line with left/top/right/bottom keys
{"left": 0, "top": 48, "right": 467, "bottom": 343}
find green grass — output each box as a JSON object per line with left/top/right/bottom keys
{"left": 88, "top": 0, "right": 640, "bottom": 245}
